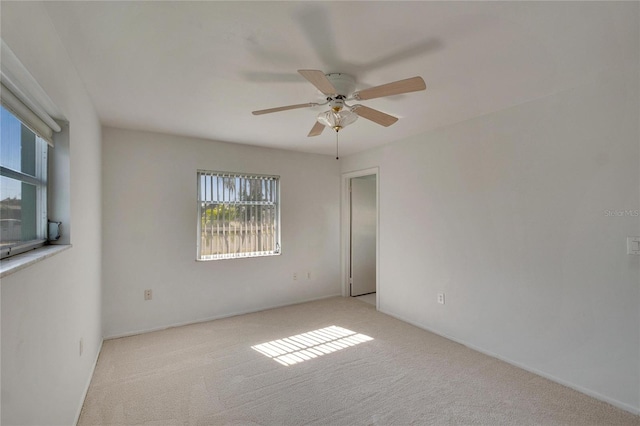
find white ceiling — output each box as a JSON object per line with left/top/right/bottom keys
{"left": 43, "top": 1, "right": 637, "bottom": 157}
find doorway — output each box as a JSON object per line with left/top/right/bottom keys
{"left": 350, "top": 174, "right": 376, "bottom": 297}
{"left": 342, "top": 168, "right": 378, "bottom": 307}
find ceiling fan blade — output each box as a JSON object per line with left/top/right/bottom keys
{"left": 252, "top": 103, "right": 315, "bottom": 115}
{"left": 308, "top": 121, "right": 325, "bottom": 137}
{"left": 298, "top": 70, "right": 337, "bottom": 95}
{"left": 353, "top": 76, "right": 426, "bottom": 100}
{"left": 353, "top": 105, "right": 398, "bottom": 127}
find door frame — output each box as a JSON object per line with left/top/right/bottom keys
{"left": 341, "top": 167, "right": 380, "bottom": 308}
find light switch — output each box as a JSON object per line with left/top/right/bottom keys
{"left": 627, "top": 237, "right": 640, "bottom": 255}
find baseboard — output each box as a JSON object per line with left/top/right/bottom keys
{"left": 74, "top": 337, "right": 104, "bottom": 426}
{"left": 104, "top": 293, "right": 343, "bottom": 340}
{"left": 379, "top": 307, "right": 640, "bottom": 416}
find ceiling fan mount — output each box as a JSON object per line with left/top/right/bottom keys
{"left": 252, "top": 69, "right": 426, "bottom": 137}
{"left": 322, "top": 73, "right": 356, "bottom": 100}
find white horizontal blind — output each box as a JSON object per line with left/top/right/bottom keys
{"left": 0, "top": 83, "right": 56, "bottom": 146}
{"left": 197, "top": 171, "right": 280, "bottom": 260}
{"left": 1, "top": 40, "right": 62, "bottom": 147}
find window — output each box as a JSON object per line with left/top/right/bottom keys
{"left": 0, "top": 105, "right": 48, "bottom": 258}
{"left": 197, "top": 170, "right": 280, "bottom": 260}
{"left": 0, "top": 40, "right": 63, "bottom": 264}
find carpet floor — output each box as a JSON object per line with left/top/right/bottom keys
{"left": 79, "top": 297, "right": 639, "bottom": 425}
{"left": 355, "top": 293, "right": 376, "bottom": 306}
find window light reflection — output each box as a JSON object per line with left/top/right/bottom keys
{"left": 251, "top": 325, "right": 373, "bottom": 366}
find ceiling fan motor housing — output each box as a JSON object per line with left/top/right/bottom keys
{"left": 325, "top": 73, "right": 356, "bottom": 97}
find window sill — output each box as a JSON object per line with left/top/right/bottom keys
{"left": 0, "top": 244, "right": 71, "bottom": 279}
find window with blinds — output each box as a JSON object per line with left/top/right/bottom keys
{"left": 197, "top": 171, "right": 280, "bottom": 260}
{"left": 1, "top": 103, "right": 49, "bottom": 259}
{"left": 0, "top": 40, "right": 63, "bottom": 260}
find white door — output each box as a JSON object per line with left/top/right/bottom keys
{"left": 350, "top": 176, "right": 376, "bottom": 296}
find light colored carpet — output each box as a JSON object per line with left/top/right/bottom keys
{"left": 79, "top": 297, "right": 639, "bottom": 425}
{"left": 355, "top": 293, "right": 376, "bottom": 306}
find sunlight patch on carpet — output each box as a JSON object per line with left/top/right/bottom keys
{"left": 251, "top": 325, "right": 373, "bottom": 366}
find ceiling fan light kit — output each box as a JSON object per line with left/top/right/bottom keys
{"left": 252, "top": 69, "right": 426, "bottom": 157}
{"left": 317, "top": 108, "right": 358, "bottom": 132}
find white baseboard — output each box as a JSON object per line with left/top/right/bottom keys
{"left": 104, "top": 293, "right": 343, "bottom": 340}
{"left": 379, "top": 307, "right": 640, "bottom": 416}
{"left": 74, "top": 337, "right": 104, "bottom": 426}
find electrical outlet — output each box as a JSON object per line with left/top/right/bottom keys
{"left": 437, "top": 293, "right": 445, "bottom": 305}
{"left": 144, "top": 289, "right": 153, "bottom": 300}
{"left": 293, "top": 272, "right": 298, "bottom": 281}
{"left": 79, "top": 338, "right": 84, "bottom": 357}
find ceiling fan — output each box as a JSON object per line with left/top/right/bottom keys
{"left": 252, "top": 70, "right": 426, "bottom": 137}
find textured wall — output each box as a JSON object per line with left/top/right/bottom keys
{"left": 341, "top": 64, "right": 640, "bottom": 412}
{"left": 102, "top": 127, "right": 341, "bottom": 338}
{"left": 1, "top": 2, "right": 103, "bottom": 425}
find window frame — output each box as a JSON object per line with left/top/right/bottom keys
{"left": 0, "top": 39, "right": 65, "bottom": 270}
{"left": 197, "top": 170, "right": 281, "bottom": 261}
{"left": 0, "top": 107, "right": 49, "bottom": 259}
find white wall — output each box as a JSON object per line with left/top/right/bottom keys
{"left": 341, "top": 64, "right": 640, "bottom": 412}
{"left": 102, "top": 127, "right": 341, "bottom": 338}
{"left": 1, "top": 2, "right": 103, "bottom": 425}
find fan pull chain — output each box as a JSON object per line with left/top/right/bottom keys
{"left": 335, "top": 131, "right": 339, "bottom": 160}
